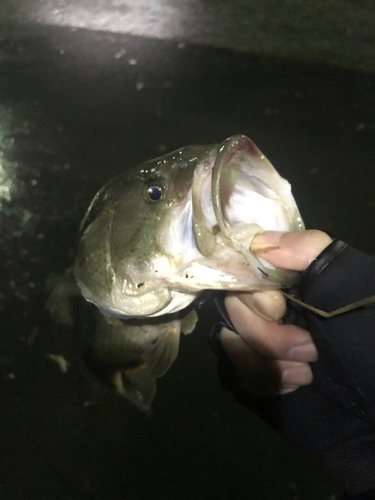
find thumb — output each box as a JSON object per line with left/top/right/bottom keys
{"left": 250, "top": 230, "right": 332, "bottom": 272}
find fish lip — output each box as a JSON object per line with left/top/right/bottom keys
{"left": 191, "top": 136, "right": 255, "bottom": 257}
{"left": 208, "top": 135, "right": 304, "bottom": 287}
{"left": 191, "top": 136, "right": 254, "bottom": 247}
{"left": 211, "top": 135, "right": 259, "bottom": 238}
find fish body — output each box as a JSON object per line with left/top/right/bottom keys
{"left": 53, "top": 136, "right": 304, "bottom": 409}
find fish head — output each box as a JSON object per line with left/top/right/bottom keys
{"left": 75, "top": 135, "right": 304, "bottom": 319}
{"left": 74, "top": 145, "right": 211, "bottom": 317}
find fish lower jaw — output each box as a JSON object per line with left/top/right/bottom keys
{"left": 146, "top": 290, "right": 198, "bottom": 317}
{"left": 97, "top": 289, "right": 197, "bottom": 318}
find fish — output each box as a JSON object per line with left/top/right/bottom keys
{"left": 49, "top": 135, "right": 304, "bottom": 411}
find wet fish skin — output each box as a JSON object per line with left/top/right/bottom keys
{"left": 50, "top": 136, "right": 304, "bottom": 410}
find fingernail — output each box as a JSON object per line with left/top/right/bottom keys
{"left": 288, "top": 342, "right": 318, "bottom": 362}
{"left": 246, "top": 290, "right": 286, "bottom": 322}
{"left": 250, "top": 231, "right": 285, "bottom": 254}
{"left": 282, "top": 365, "right": 312, "bottom": 385}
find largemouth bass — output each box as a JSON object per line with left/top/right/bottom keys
{"left": 50, "top": 135, "right": 304, "bottom": 410}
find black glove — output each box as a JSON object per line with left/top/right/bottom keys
{"left": 209, "top": 240, "right": 375, "bottom": 499}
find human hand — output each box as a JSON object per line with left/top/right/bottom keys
{"left": 220, "top": 230, "right": 332, "bottom": 396}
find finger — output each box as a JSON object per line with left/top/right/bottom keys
{"left": 250, "top": 230, "right": 332, "bottom": 271}
{"left": 234, "top": 289, "right": 286, "bottom": 322}
{"left": 225, "top": 294, "right": 318, "bottom": 362}
{"left": 220, "top": 328, "right": 313, "bottom": 396}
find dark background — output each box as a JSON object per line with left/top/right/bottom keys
{"left": 0, "top": 2, "right": 374, "bottom": 499}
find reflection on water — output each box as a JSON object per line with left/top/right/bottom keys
{"left": 0, "top": 0, "right": 369, "bottom": 71}
{"left": 0, "top": 105, "right": 18, "bottom": 208}
{"left": 37, "top": 0, "right": 186, "bottom": 40}
{"left": 0, "top": 101, "right": 60, "bottom": 301}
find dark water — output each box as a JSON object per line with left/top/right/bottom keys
{"left": 0, "top": 24, "right": 374, "bottom": 499}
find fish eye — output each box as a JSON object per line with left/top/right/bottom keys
{"left": 143, "top": 180, "right": 166, "bottom": 203}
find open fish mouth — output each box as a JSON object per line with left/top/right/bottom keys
{"left": 189, "top": 135, "right": 304, "bottom": 287}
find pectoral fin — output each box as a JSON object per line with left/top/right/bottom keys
{"left": 98, "top": 319, "right": 182, "bottom": 411}
{"left": 146, "top": 323, "right": 181, "bottom": 377}
{"left": 180, "top": 309, "right": 198, "bottom": 335}
{"left": 45, "top": 268, "right": 80, "bottom": 327}
{"left": 112, "top": 367, "right": 157, "bottom": 413}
